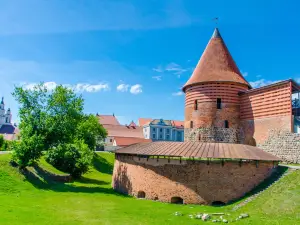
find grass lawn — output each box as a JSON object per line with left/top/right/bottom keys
{"left": 0, "top": 153, "right": 299, "bottom": 225}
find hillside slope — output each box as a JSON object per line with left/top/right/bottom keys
{"left": 0, "top": 153, "right": 299, "bottom": 225}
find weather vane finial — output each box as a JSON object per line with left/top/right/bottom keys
{"left": 212, "top": 17, "right": 219, "bottom": 27}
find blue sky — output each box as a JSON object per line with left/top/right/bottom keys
{"left": 0, "top": 0, "right": 299, "bottom": 125}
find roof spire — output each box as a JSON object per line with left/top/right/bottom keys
{"left": 1, "top": 97, "right": 3, "bottom": 104}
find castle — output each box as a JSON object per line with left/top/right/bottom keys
{"left": 111, "top": 28, "right": 299, "bottom": 205}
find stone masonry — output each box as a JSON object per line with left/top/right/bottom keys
{"left": 258, "top": 130, "right": 300, "bottom": 164}
{"left": 112, "top": 155, "right": 276, "bottom": 205}
{"left": 184, "top": 127, "right": 240, "bottom": 143}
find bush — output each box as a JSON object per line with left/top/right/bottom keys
{"left": 45, "top": 140, "right": 93, "bottom": 178}
{"left": 2, "top": 140, "right": 13, "bottom": 151}
{"left": 12, "top": 135, "right": 44, "bottom": 169}
{"left": 0, "top": 135, "right": 4, "bottom": 150}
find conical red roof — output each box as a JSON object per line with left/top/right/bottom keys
{"left": 183, "top": 28, "right": 250, "bottom": 91}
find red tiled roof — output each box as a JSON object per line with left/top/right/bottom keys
{"left": 183, "top": 28, "right": 250, "bottom": 91}
{"left": 138, "top": 118, "right": 152, "bottom": 126}
{"left": 103, "top": 124, "right": 144, "bottom": 138}
{"left": 114, "top": 137, "right": 152, "bottom": 147}
{"left": 172, "top": 120, "right": 184, "bottom": 128}
{"left": 116, "top": 142, "right": 281, "bottom": 161}
{"left": 129, "top": 121, "right": 137, "bottom": 127}
{"left": 98, "top": 115, "right": 120, "bottom": 125}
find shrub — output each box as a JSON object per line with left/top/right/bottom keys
{"left": 2, "top": 140, "right": 13, "bottom": 151}
{"left": 12, "top": 135, "right": 44, "bottom": 169}
{"left": 0, "top": 135, "right": 4, "bottom": 150}
{"left": 45, "top": 140, "right": 93, "bottom": 178}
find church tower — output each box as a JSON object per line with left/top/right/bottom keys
{"left": 183, "top": 28, "right": 250, "bottom": 142}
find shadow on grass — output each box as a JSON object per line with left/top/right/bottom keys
{"left": 78, "top": 176, "right": 110, "bottom": 185}
{"left": 225, "top": 165, "right": 289, "bottom": 206}
{"left": 21, "top": 167, "right": 126, "bottom": 197}
{"left": 92, "top": 153, "right": 114, "bottom": 174}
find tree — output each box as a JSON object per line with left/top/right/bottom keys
{"left": 12, "top": 83, "right": 107, "bottom": 175}
{"left": 0, "top": 135, "right": 4, "bottom": 150}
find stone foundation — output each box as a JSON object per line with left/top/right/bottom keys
{"left": 185, "top": 127, "right": 240, "bottom": 143}
{"left": 112, "top": 155, "right": 276, "bottom": 205}
{"left": 258, "top": 130, "right": 300, "bottom": 164}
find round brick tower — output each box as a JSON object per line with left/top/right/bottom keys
{"left": 183, "top": 28, "right": 251, "bottom": 142}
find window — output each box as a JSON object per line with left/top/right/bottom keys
{"left": 190, "top": 121, "right": 193, "bottom": 128}
{"left": 166, "top": 135, "right": 170, "bottom": 140}
{"left": 152, "top": 128, "right": 156, "bottom": 132}
{"left": 166, "top": 129, "right": 169, "bottom": 134}
{"left": 194, "top": 100, "right": 198, "bottom": 110}
{"left": 137, "top": 191, "right": 146, "bottom": 198}
{"left": 152, "top": 133, "right": 156, "bottom": 139}
{"left": 160, "top": 128, "right": 163, "bottom": 132}
{"left": 225, "top": 120, "right": 229, "bottom": 128}
{"left": 217, "top": 98, "right": 222, "bottom": 109}
{"left": 159, "top": 134, "right": 163, "bottom": 139}
{"left": 110, "top": 139, "right": 113, "bottom": 143}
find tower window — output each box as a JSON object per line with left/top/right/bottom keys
{"left": 217, "top": 98, "right": 222, "bottom": 109}
{"left": 190, "top": 121, "right": 193, "bottom": 128}
{"left": 225, "top": 120, "right": 229, "bottom": 128}
{"left": 194, "top": 100, "right": 198, "bottom": 110}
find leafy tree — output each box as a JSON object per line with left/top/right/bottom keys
{"left": 76, "top": 114, "right": 107, "bottom": 150}
{"left": 12, "top": 83, "right": 107, "bottom": 175}
{"left": 0, "top": 135, "right": 4, "bottom": 150}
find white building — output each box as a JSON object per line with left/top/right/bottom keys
{"left": 0, "top": 97, "right": 18, "bottom": 140}
{"left": 0, "top": 97, "right": 12, "bottom": 125}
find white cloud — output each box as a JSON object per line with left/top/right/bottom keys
{"left": 249, "top": 79, "right": 282, "bottom": 88}
{"left": 130, "top": 84, "right": 142, "bottom": 94}
{"left": 117, "top": 84, "right": 130, "bottom": 92}
{"left": 153, "top": 62, "right": 189, "bottom": 78}
{"left": 152, "top": 76, "right": 162, "bottom": 81}
{"left": 23, "top": 81, "right": 110, "bottom": 93}
{"left": 256, "top": 74, "right": 262, "bottom": 78}
{"left": 295, "top": 77, "right": 300, "bottom": 83}
{"left": 172, "top": 91, "right": 184, "bottom": 96}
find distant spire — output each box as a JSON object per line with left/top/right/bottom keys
{"left": 113, "top": 113, "right": 115, "bottom": 117}
{"left": 1, "top": 97, "right": 3, "bottom": 104}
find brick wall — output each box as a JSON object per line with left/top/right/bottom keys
{"left": 240, "top": 116, "right": 292, "bottom": 145}
{"left": 185, "top": 83, "right": 248, "bottom": 129}
{"left": 112, "top": 155, "right": 276, "bottom": 205}
{"left": 184, "top": 127, "right": 240, "bottom": 143}
{"left": 258, "top": 130, "right": 300, "bottom": 163}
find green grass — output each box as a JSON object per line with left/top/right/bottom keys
{"left": 0, "top": 153, "right": 299, "bottom": 224}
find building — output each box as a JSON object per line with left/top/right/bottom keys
{"left": 98, "top": 114, "right": 151, "bottom": 149}
{"left": 112, "top": 28, "right": 283, "bottom": 205}
{"left": 140, "top": 118, "right": 184, "bottom": 142}
{"left": 0, "top": 97, "right": 19, "bottom": 140}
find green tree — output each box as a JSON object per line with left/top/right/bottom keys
{"left": 12, "top": 83, "right": 107, "bottom": 175}
{"left": 76, "top": 114, "right": 107, "bottom": 150}
{"left": 0, "top": 135, "right": 4, "bottom": 150}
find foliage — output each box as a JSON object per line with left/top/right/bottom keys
{"left": 12, "top": 135, "right": 44, "bottom": 168}
{"left": 45, "top": 140, "right": 93, "bottom": 178}
{"left": 76, "top": 114, "right": 107, "bottom": 150}
{"left": 2, "top": 140, "right": 13, "bottom": 151}
{"left": 0, "top": 135, "right": 4, "bottom": 150}
{"left": 12, "top": 83, "right": 107, "bottom": 175}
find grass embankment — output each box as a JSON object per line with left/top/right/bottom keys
{"left": 0, "top": 153, "right": 299, "bottom": 225}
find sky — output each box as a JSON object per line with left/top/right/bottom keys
{"left": 0, "top": 0, "right": 300, "bottom": 125}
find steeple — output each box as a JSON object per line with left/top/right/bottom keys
{"left": 183, "top": 28, "right": 250, "bottom": 92}
{"left": 1, "top": 97, "right": 3, "bottom": 104}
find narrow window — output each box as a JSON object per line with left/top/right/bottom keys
{"left": 217, "top": 98, "right": 222, "bottom": 109}
{"left": 160, "top": 128, "right": 162, "bottom": 132}
{"left": 152, "top": 128, "right": 156, "bottom": 132}
{"left": 190, "top": 121, "right": 193, "bottom": 128}
{"left": 194, "top": 100, "right": 198, "bottom": 110}
{"left": 224, "top": 120, "right": 229, "bottom": 128}
{"left": 153, "top": 133, "right": 156, "bottom": 139}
